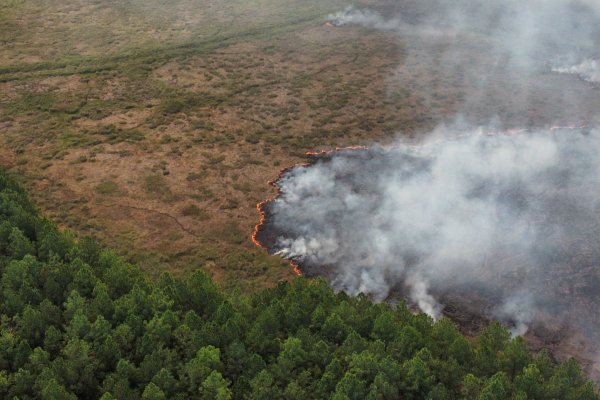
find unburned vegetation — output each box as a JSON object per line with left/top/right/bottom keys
{"left": 0, "top": 0, "right": 410, "bottom": 290}
{"left": 2, "top": 0, "right": 600, "bottom": 294}
{"left": 0, "top": 170, "right": 596, "bottom": 398}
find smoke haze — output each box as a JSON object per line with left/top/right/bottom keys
{"left": 257, "top": 0, "right": 600, "bottom": 370}
{"left": 312, "top": 2, "right": 600, "bottom": 326}
{"left": 266, "top": 128, "right": 600, "bottom": 334}
{"left": 329, "top": 0, "right": 600, "bottom": 66}
{"left": 329, "top": 1, "right": 600, "bottom": 127}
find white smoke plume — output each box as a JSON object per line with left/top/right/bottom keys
{"left": 495, "top": 291, "right": 536, "bottom": 338}
{"left": 264, "top": 128, "right": 600, "bottom": 339}
{"left": 553, "top": 59, "right": 600, "bottom": 84}
{"left": 328, "top": 6, "right": 404, "bottom": 31}
{"left": 292, "top": 0, "right": 600, "bottom": 372}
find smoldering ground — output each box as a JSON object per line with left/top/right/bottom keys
{"left": 257, "top": 128, "right": 600, "bottom": 347}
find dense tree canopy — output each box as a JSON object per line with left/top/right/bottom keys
{"left": 0, "top": 169, "right": 597, "bottom": 399}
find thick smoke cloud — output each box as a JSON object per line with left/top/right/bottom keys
{"left": 254, "top": 0, "right": 600, "bottom": 372}
{"left": 266, "top": 128, "right": 600, "bottom": 338}
{"left": 298, "top": 2, "right": 600, "bottom": 340}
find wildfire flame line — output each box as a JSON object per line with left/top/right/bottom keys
{"left": 251, "top": 165, "right": 310, "bottom": 276}
{"left": 250, "top": 146, "right": 371, "bottom": 276}
{"left": 251, "top": 126, "right": 589, "bottom": 276}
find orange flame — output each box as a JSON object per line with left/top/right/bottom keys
{"left": 290, "top": 260, "right": 302, "bottom": 276}
{"left": 251, "top": 146, "right": 371, "bottom": 276}
{"left": 251, "top": 166, "right": 305, "bottom": 276}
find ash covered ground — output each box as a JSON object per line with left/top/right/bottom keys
{"left": 256, "top": 129, "right": 600, "bottom": 373}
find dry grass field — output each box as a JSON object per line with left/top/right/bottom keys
{"left": 2, "top": 0, "right": 600, "bottom": 294}
{"left": 0, "top": 0, "right": 408, "bottom": 291}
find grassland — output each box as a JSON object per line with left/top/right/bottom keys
{"left": 3, "top": 0, "right": 599, "bottom": 293}
{"left": 0, "top": 0, "right": 411, "bottom": 292}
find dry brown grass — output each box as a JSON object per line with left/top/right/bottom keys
{"left": 2, "top": 0, "right": 600, "bottom": 294}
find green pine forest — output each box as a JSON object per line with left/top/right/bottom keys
{"left": 0, "top": 168, "right": 597, "bottom": 399}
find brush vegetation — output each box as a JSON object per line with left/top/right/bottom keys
{"left": 0, "top": 0, "right": 406, "bottom": 289}
{"left": 0, "top": 169, "right": 597, "bottom": 399}
{"left": 3, "top": 1, "right": 599, "bottom": 292}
